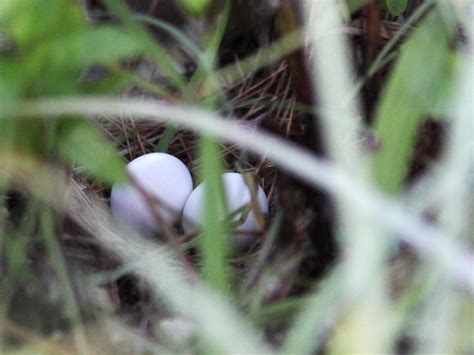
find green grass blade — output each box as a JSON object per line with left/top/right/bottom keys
{"left": 155, "top": 125, "right": 177, "bottom": 153}
{"left": 133, "top": 14, "right": 203, "bottom": 61}
{"left": 184, "top": 1, "right": 230, "bottom": 112}
{"left": 414, "top": 47, "right": 474, "bottom": 355}
{"left": 372, "top": 9, "right": 456, "bottom": 195}
{"left": 281, "top": 266, "right": 345, "bottom": 354}
{"left": 300, "top": 0, "right": 389, "bottom": 352}
{"left": 199, "top": 137, "right": 229, "bottom": 293}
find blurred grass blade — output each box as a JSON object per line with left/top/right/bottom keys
{"left": 302, "top": 0, "right": 389, "bottom": 353}
{"left": 414, "top": 48, "right": 474, "bottom": 355}
{"left": 251, "top": 295, "right": 309, "bottom": 326}
{"left": 58, "top": 120, "right": 127, "bottom": 185}
{"left": 199, "top": 137, "right": 229, "bottom": 293}
{"left": 372, "top": 10, "right": 456, "bottom": 195}
{"left": 3, "top": 97, "right": 473, "bottom": 292}
{"left": 282, "top": 266, "right": 345, "bottom": 354}
{"left": 134, "top": 14, "right": 203, "bottom": 61}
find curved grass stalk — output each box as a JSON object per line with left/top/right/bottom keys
{"left": 299, "top": 0, "right": 389, "bottom": 353}
{"left": 1, "top": 96, "right": 473, "bottom": 294}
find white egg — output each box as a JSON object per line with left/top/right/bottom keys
{"left": 111, "top": 153, "right": 193, "bottom": 235}
{"left": 182, "top": 172, "right": 268, "bottom": 236}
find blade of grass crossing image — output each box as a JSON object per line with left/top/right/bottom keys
{"left": 372, "top": 10, "right": 456, "bottom": 194}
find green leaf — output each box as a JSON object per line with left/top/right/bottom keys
{"left": 386, "top": 0, "right": 408, "bottom": 16}
{"left": 372, "top": 10, "right": 456, "bottom": 195}
{"left": 1, "top": 7, "right": 145, "bottom": 97}
{"left": 0, "top": 0, "right": 84, "bottom": 48}
{"left": 29, "top": 26, "right": 146, "bottom": 93}
{"left": 63, "top": 26, "right": 146, "bottom": 68}
{"left": 58, "top": 120, "right": 127, "bottom": 185}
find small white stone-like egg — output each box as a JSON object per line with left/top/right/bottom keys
{"left": 111, "top": 153, "right": 193, "bottom": 235}
{"left": 182, "top": 172, "right": 268, "bottom": 237}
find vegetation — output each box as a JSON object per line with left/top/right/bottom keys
{"left": 0, "top": 0, "right": 472, "bottom": 354}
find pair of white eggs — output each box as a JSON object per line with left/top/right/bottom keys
{"left": 110, "top": 153, "right": 268, "bottom": 237}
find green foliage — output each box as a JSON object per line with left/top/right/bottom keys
{"left": 0, "top": 0, "right": 145, "bottom": 184}
{"left": 102, "top": 0, "right": 188, "bottom": 94}
{"left": 39, "top": 27, "right": 145, "bottom": 88}
{"left": 0, "top": 1, "right": 145, "bottom": 96}
{"left": 386, "top": 0, "right": 408, "bottom": 16}
{"left": 0, "top": 0, "right": 84, "bottom": 48}
{"left": 58, "top": 120, "right": 127, "bottom": 185}
{"left": 372, "top": 10, "right": 456, "bottom": 195}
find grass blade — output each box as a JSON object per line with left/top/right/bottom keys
{"left": 2, "top": 96, "right": 473, "bottom": 292}
{"left": 372, "top": 9, "right": 456, "bottom": 194}
{"left": 299, "top": 1, "right": 389, "bottom": 353}
{"left": 199, "top": 137, "right": 229, "bottom": 293}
